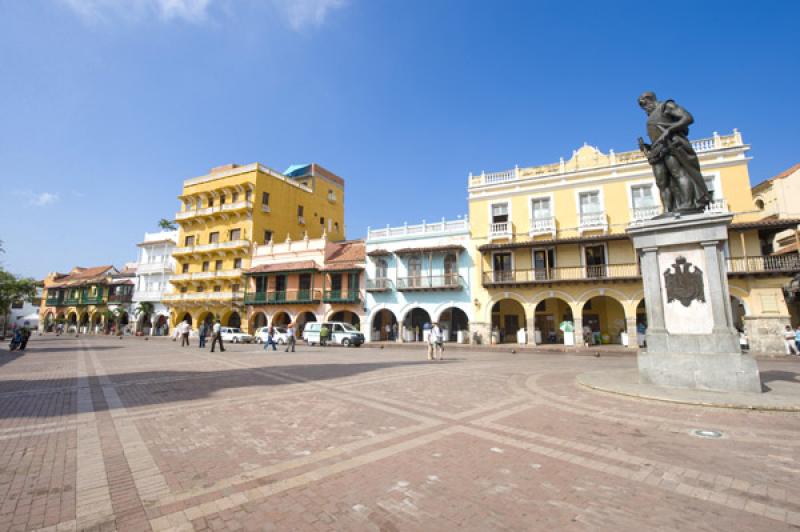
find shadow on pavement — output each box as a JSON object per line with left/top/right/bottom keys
{"left": 760, "top": 370, "right": 800, "bottom": 385}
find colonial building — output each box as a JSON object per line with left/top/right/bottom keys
{"left": 40, "top": 265, "right": 133, "bottom": 333}
{"left": 364, "top": 217, "right": 472, "bottom": 342}
{"left": 166, "top": 162, "right": 345, "bottom": 331}
{"left": 468, "top": 130, "right": 800, "bottom": 351}
{"left": 132, "top": 230, "right": 177, "bottom": 334}
{"left": 243, "top": 235, "right": 364, "bottom": 335}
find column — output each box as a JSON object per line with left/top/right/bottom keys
{"left": 641, "top": 247, "right": 666, "bottom": 333}
{"left": 701, "top": 240, "right": 732, "bottom": 333}
{"left": 625, "top": 316, "right": 638, "bottom": 348}
{"left": 573, "top": 316, "right": 583, "bottom": 347}
{"left": 526, "top": 314, "right": 536, "bottom": 345}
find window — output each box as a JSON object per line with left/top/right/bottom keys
{"left": 493, "top": 252, "right": 513, "bottom": 282}
{"left": 320, "top": 217, "right": 325, "bottom": 225}
{"left": 444, "top": 253, "right": 457, "bottom": 284}
{"left": 182, "top": 263, "right": 189, "bottom": 273}
{"left": 209, "top": 232, "right": 219, "bottom": 244}
{"left": 297, "top": 205, "right": 304, "bottom": 222}
{"left": 233, "top": 258, "right": 242, "bottom": 269}
{"left": 631, "top": 184, "right": 656, "bottom": 209}
{"left": 328, "top": 189, "right": 336, "bottom": 201}
{"left": 219, "top": 194, "right": 226, "bottom": 206}
{"left": 408, "top": 256, "right": 422, "bottom": 287}
{"left": 231, "top": 192, "right": 239, "bottom": 202}
{"left": 531, "top": 198, "right": 551, "bottom": 220}
{"left": 196, "top": 285, "right": 205, "bottom": 292}
{"left": 185, "top": 199, "right": 193, "bottom": 211}
{"left": 334, "top": 222, "right": 339, "bottom": 233}
{"left": 584, "top": 244, "right": 607, "bottom": 278}
{"left": 202, "top": 261, "right": 210, "bottom": 272}
{"left": 184, "top": 235, "right": 195, "bottom": 246}
{"left": 578, "top": 191, "right": 602, "bottom": 215}
{"left": 245, "top": 190, "right": 251, "bottom": 202}
{"left": 229, "top": 228, "right": 241, "bottom": 240}
{"left": 703, "top": 176, "right": 716, "bottom": 200}
{"left": 180, "top": 286, "right": 188, "bottom": 293}
{"left": 532, "top": 248, "right": 555, "bottom": 280}
{"left": 208, "top": 198, "right": 214, "bottom": 208}
{"left": 299, "top": 273, "right": 311, "bottom": 296}
{"left": 215, "top": 260, "right": 223, "bottom": 271}
{"left": 491, "top": 203, "right": 509, "bottom": 223}
{"left": 263, "top": 230, "right": 273, "bottom": 244}
{"left": 375, "top": 259, "right": 388, "bottom": 279}
{"left": 232, "top": 283, "right": 241, "bottom": 293}
{"left": 214, "top": 286, "right": 222, "bottom": 292}
{"left": 262, "top": 192, "right": 270, "bottom": 207}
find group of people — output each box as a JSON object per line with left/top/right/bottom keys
{"left": 262, "top": 324, "right": 296, "bottom": 352}
{"left": 427, "top": 322, "right": 444, "bottom": 360}
{"left": 783, "top": 325, "right": 800, "bottom": 355}
{"left": 174, "top": 319, "right": 226, "bottom": 352}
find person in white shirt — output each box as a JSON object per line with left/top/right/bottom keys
{"left": 210, "top": 320, "right": 225, "bottom": 352}
{"left": 428, "top": 322, "right": 443, "bottom": 360}
{"left": 783, "top": 325, "right": 798, "bottom": 355}
{"left": 285, "top": 323, "right": 296, "bottom": 353}
{"left": 180, "top": 319, "right": 191, "bottom": 347}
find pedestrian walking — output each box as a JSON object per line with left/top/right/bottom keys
{"left": 263, "top": 325, "right": 277, "bottom": 351}
{"left": 392, "top": 322, "right": 398, "bottom": 341}
{"left": 384, "top": 323, "right": 391, "bottom": 341}
{"left": 19, "top": 326, "right": 31, "bottom": 351}
{"left": 427, "top": 322, "right": 443, "bottom": 360}
{"left": 179, "top": 319, "right": 191, "bottom": 347}
{"left": 285, "top": 323, "right": 296, "bottom": 352}
{"left": 795, "top": 325, "right": 800, "bottom": 354}
{"left": 210, "top": 320, "right": 225, "bottom": 352}
{"left": 198, "top": 322, "right": 207, "bottom": 348}
{"left": 784, "top": 325, "right": 798, "bottom": 355}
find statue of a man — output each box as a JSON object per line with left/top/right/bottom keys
{"left": 637, "top": 92, "right": 710, "bottom": 214}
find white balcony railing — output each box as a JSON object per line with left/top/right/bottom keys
{"left": 176, "top": 201, "right": 252, "bottom": 221}
{"left": 705, "top": 198, "right": 728, "bottom": 213}
{"left": 163, "top": 291, "right": 243, "bottom": 302}
{"left": 171, "top": 269, "right": 243, "bottom": 282}
{"left": 630, "top": 205, "right": 662, "bottom": 222}
{"left": 367, "top": 216, "right": 469, "bottom": 241}
{"left": 135, "top": 262, "right": 172, "bottom": 274}
{"left": 529, "top": 216, "right": 556, "bottom": 237}
{"left": 193, "top": 271, "right": 216, "bottom": 280}
{"left": 489, "top": 221, "right": 512, "bottom": 241}
{"left": 578, "top": 212, "right": 608, "bottom": 234}
{"left": 174, "top": 239, "right": 250, "bottom": 255}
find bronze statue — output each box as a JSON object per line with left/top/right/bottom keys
{"left": 637, "top": 92, "right": 710, "bottom": 214}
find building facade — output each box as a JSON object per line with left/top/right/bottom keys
{"left": 132, "top": 230, "right": 177, "bottom": 335}
{"left": 243, "top": 235, "right": 364, "bottom": 335}
{"left": 40, "top": 265, "right": 133, "bottom": 334}
{"left": 364, "top": 217, "right": 473, "bottom": 342}
{"left": 468, "top": 130, "right": 800, "bottom": 351}
{"left": 166, "top": 162, "right": 345, "bottom": 331}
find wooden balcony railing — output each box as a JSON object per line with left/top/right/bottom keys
{"left": 323, "top": 289, "right": 361, "bottom": 304}
{"left": 483, "top": 264, "right": 640, "bottom": 285}
{"left": 107, "top": 293, "right": 133, "bottom": 304}
{"left": 726, "top": 255, "right": 800, "bottom": 274}
{"left": 244, "top": 289, "right": 322, "bottom": 305}
{"left": 396, "top": 275, "right": 465, "bottom": 291}
{"left": 366, "top": 278, "right": 394, "bottom": 292}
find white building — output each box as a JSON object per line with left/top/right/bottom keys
{"left": 365, "top": 216, "right": 473, "bottom": 343}
{"left": 132, "top": 231, "right": 177, "bottom": 334}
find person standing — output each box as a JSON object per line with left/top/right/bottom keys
{"left": 431, "top": 322, "right": 443, "bottom": 360}
{"left": 392, "top": 322, "right": 398, "bottom": 342}
{"left": 210, "top": 320, "right": 225, "bottom": 352}
{"left": 784, "top": 325, "right": 798, "bottom": 355}
{"left": 320, "top": 324, "right": 329, "bottom": 347}
{"left": 795, "top": 325, "right": 800, "bottom": 354}
{"left": 263, "top": 325, "right": 277, "bottom": 351}
{"left": 384, "top": 323, "right": 391, "bottom": 342}
{"left": 180, "top": 319, "right": 191, "bottom": 347}
{"left": 285, "top": 323, "right": 296, "bottom": 353}
{"left": 198, "top": 321, "right": 207, "bottom": 349}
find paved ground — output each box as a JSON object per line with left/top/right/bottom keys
{"left": 0, "top": 335, "right": 799, "bottom": 531}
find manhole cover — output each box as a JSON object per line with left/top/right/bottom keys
{"left": 691, "top": 429, "right": 723, "bottom": 439}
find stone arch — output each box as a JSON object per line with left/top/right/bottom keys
{"left": 532, "top": 297, "right": 574, "bottom": 344}
{"left": 295, "top": 311, "right": 317, "bottom": 335}
{"left": 400, "top": 307, "right": 432, "bottom": 342}
{"left": 328, "top": 310, "right": 360, "bottom": 329}
{"left": 483, "top": 291, "right": 531, "bottom": 324}
{"left": 490, "top": 298, "right": 527, "bottom": 344}
{"left": 271, "top": 311, "right": 291, "bottom": 327}
{"left": 249, "top": 311, "right": 268, "bottom": 332}
{"left": 581, "top": 295, "right": 627, "bottom": 345}
{"left": 435, "top": 306, "right": 469, "bottom": 342}
{"left": 180, "top": 312, "right": 193, "bottom": 326}
{"left": 370, "top": 308, "right": 398, "bottom": 341}
{"left": 224, "top": 311, "right": 242, "bottom": 329}
{"left": 43, "top": 312, "right": 55, "bottom": 332}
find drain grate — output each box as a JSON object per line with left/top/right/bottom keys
{"left": 691, "top": 429, "right": 723, "bottom": 439}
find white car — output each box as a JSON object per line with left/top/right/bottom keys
{"left": 219, "top": 327, "right": 253, "bottom": 344}
{"left": 254, "top": 326, "right": 291, "bottom": 345}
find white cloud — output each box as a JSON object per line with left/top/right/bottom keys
{"left": 30, "top": 192, "right": 60, "bottom": 206}
{"left": 57, "top": 0, "right": 348, "bottom": 30}
{"left": 272, "top": 0, "right": 347, "bottom": 31}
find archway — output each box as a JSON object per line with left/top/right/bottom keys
{"left": 730, "top": 296, "right": 748, "bottom": 332}
{"left": 534, "top": 298, "right": 573, "bottom": 344}
{"left": 198, "top": 312, "right": 214, "bottom": 329}
{"left": 154, "top": 314, "right": 168, "bottom": 335}
{"left": 371, "top": 309, "right": 397, "bottom": 341}
{"left": 329, "top": 310, "right": 360, "bottom": 329}
{"left": 67, "top": 312, "right": 77, "bottom": 329}
{"left": 581, "top": 296, "right": 626, "bottom": 345}
{"left": 138, "top": 312, "right": 153, "bottom": 334}
{"left": 437, "top": 307, "right": 469, "bottom": 342}
{"left": 295, "top": 311, "right": 317, "bottom": 336}
{"left": 491, "top": 299, "right": 526, "bottom": 343}
{"left": 250, "top": 312, "right": 268, "bottom": 332}
{"left": 402, "top": 307, "right": 431, "bottom": 342}
{"left": 79, "top": 312, "right": 90, "bottom": 333}
{"left": 227, "top": 311, "right": 242, "bottom": 329}
{"left": 635, "top": 299, "right": 647, "bottom": 346}
{"left": 92, "top": 313, "right": 102, "bottom": 334}
{"left": 271, "top": 311, "right": 291, "bottom": 327}
{"left": 44, "top": 312, "right": 55, "bottom": 332}
{"left": 180, "top": 312, "right": 193, "bottom": 326}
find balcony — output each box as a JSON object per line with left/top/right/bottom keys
{"left": 488, "top": 222, "right": 512, "bottom": 241}
{"left": 483, "top": 264, "right": 640, "bottom": 286}
{"left": 107, "top": 293, "right": 133, "bottom": 304}
{"left": 367, "top": 217, "right": 469, "bottom": 241}
{"left": 80, "top": 295, "right": 105, "bottom": 305}
{"left": 162, "top": 291, "right": 244, "bottom": 303}
{"left": 45, "top": 296, "right": 65, "bottom": 307}
{"left": 529, "top": 217, "right": 556, "bottom": 237}
{"left": 366, "top": 278, "right": 393, "bottom": 292}
{"left": 136, "top": 262, "right": 172, "bottom": 275}
{"left": 173, "top": 239, "right": 250, "bottom": 256}
{"left": 323, "top": 289, "right": 361, "bottom": 304}
{"left": 705, "top": 198, "right": 728, "bottom": 213}
{"left": 630, "top": 205, "right": 662, "bottom": 222}
{"left": 171, "top": 269, "right": 243, "bottom": 283}
{"left": 726, "top": 255, "right": 800, "bottom": 276}
{"left": 396, "top": 275, "right": 465, "bottom": 291}
{"left": 64, "top": 296, "right": 81, "bottom": 305}
{"left": 244, "top": 289, "right": 322, "bottom": 305}
{"left": 176, "top": 200, "right": 253, "bottom": 221}
{"left": 578, "top": 212, "right": 608, "bottom": 235}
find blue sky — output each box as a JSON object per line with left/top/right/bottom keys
{"left": 1, "top": 0, "right": 798, "bottom": 279}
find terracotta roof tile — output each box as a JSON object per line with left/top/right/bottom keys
{"left": 246, "top": 260, "right": 319, "bottom": 274}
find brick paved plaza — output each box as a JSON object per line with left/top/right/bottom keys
{"left": 0, "top": 335, "right": 799, "bottom": 531}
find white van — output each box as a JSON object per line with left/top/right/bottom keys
{"left": 303, "top": 322, "right": 365, "bottom": 347}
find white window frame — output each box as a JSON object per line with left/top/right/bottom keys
{"left": 574, "top": 188, "right": 605, "bottom": 216}
{"left": 527, "top": 193, "right": 555, "bottom": 237}
{"left": 490, "top": 250, "right": 515, "bottom": 272}
{"left": 488, "top": 200, "right": 512, "bottom": 224}
{"left": 580, "top": 242, "right": 609, "bottom": 267}
{"left": 702, "top": 171, "right": 722, "bottom": 200}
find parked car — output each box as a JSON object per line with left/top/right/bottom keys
{"left": 254, "top": 326, "right": 291, "bottom": 345}
{"left": 219, "top": 327, "right": 253, "bottom": 344}
{"left": 303, "top": 322, "right": 364, "bottom": 347}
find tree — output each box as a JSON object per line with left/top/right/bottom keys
{"left": 0, "top": 268, "right": 37, "bottom": 336}
{"left": 158, "top": 219, "right": 177, "bottom": 231}
{"left": 135, "top": 301, "right": 155, "bottom": 330}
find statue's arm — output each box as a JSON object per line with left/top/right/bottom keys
{"left": 658, "top": 101, "right": 694, "bottom": 141}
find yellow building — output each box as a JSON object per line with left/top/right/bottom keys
{"left": 166, "top": 162, "right": 345, "bottom": 331}
{"left": 468, "top": 130, "right": 800, "bottom": 352}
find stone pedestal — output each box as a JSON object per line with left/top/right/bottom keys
{"left": 628, "top": 212, "right": 762, "bottom": 393}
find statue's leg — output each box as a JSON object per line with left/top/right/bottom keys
{"left": 652, "top": 163, "right": 672, "bottom": 211}
{"left": 664, "top": 155, "right": 692, "bottom": 210}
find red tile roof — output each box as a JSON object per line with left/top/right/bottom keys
{"left": 246, "top": 260, "right": 319, "bottom": 274}
{"left": 48, "top": 265, "right": 117, "bottom": 287}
